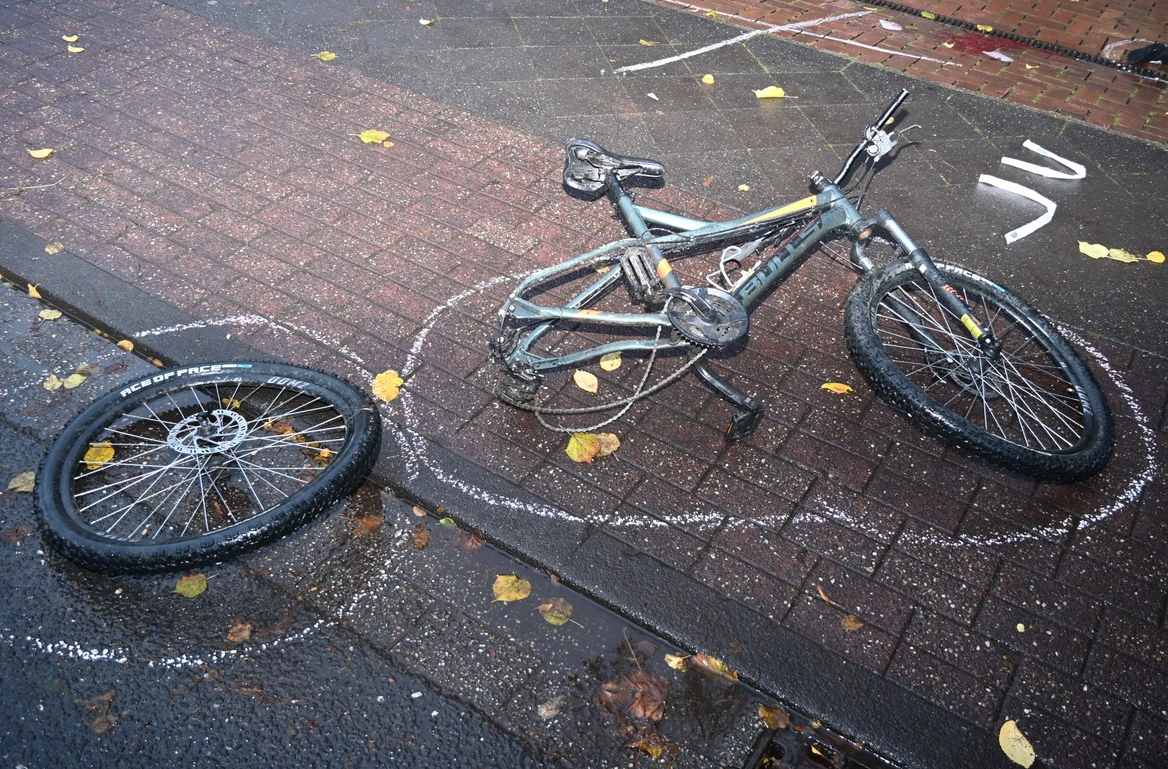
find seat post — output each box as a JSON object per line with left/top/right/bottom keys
{"left": 607, "top": 174, "right": 682, "bottom": 292}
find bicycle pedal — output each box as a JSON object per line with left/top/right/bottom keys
{"left": 620, "top": 247, "right": 664, "bottom": 303}
{"left": 725, "top": 407, "right": 763, "bottom": 441}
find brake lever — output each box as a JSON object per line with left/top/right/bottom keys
{"left": 864, "top": 124, "right": 921, "bottom": 162}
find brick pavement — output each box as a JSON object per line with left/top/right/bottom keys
{"left": 2, "top": 0, "right": 1168, "bottom": 767}
{"left": 658, "top": 0, "right": 1168, "bottom": 141}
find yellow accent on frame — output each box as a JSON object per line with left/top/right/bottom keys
{"left": 960, "top": 314, "right": 983, "bottom": 339}
{"left": 744, "top": 195, "right": 818, "bottom": 225}
{"left": 656, "top": 259, "right": 673, "bottom": 280}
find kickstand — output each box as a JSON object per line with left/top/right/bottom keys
{"left": 691, "top": 359, "right": 763, "bottom": 441}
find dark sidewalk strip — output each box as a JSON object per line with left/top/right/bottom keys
{"left": 3, "top": 0, "right": 1167, "bottom": 768}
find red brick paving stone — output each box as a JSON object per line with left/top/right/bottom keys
{"left": 806, "top": 559, "right": 914, "bottom": 634}
{"left": 1126, "top": 710, "right": 1168, "bottom": 767}
{"left": 1008, "top": 659, "right": 1134, "bottom": 745}
{"left": 602, "top": 506, "right": 710, "bottom": 573}
{"left": 710, "top": 518, "right": 821, "bottom": 586}
{"left": 783, "top": 592, "right": 901, "bottom": 673}
{"left": 690, "top": 547, "right": 802, "bottom": 622}
{"left": 875, "top": 550, "right": 983, "bottom": 623}
{"left": 975, "top": 595, "right": 1093, "bottom": 674}
{"left": 885, "top": 643, "right": 1004, "bottom": 728}
{"left": 783, "top": 509, "right": 889, "bottom": 574}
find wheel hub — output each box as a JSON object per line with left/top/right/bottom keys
{"left": 925, "top": 350, "right": 1001, "bottom": 399}
{"left": 167, "top": 409, "right": 249, "bottom": 455}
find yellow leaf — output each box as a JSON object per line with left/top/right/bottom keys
{"left": 701, "top": 74, "right": 715, "bottom": 84}
{"left": 175, "top": 573, "right": 208, "bottom": 598}
{"left": 753, "top": 86, "right": 787, "bottom": 99}
{"left": 704, "top": 9, "right": 717, "bottom": 17}
{"left": 566, "top": 432, "right": 601, "bottom": 463}
{"left": 738, "top": 184, "right": 750, "bottom": 192}
{"left": 976, "top": 24, "right": 994, "bottom": 32}
{"left": 61, "top": 373, "right": 88, "bottom": 389}
{"left": 920, "top": 11, "right": 937, "bottom": 19}
{"left": 45, "top": 241, "right": 64, "bottom": 254}
{"left": 359, "top": 129, "right": 392, "bottom": 145}
{"left": 117, "top": 339, "right": 134, "bottom": 351}
{"left": 316, "top": 51, "right": 337, "bottom": 61}
{"left": 28, "top": 148, "right": 54, "bottom": 159}
{"left": 842, "top": 613, "right": 865, "bottom": 631}
{"left": 821, "top": 381, "right": 853, "bottom": 394}
{"left": 1078, "top": 241, "right": 1108, "bottom": 259}
{"left": 39, "top": 309, "right": 63, "bottom": 320}
{"left": 43, "top": 374, "right": 63, "bottom": 391}
{"left": 639, "top": 39, "right": 655, "bottom": 46}
{"left": 62, "top": 34, "right": 80, "bottom": 42}
{"left": 1025, "top": 64, "right": 1039, "bottom": 70}
{"left": 371, "top": 369, "right": 404, "bottom": 402}
{"left": 84, "top": 442, "right": 115, "bottom": 471}
{"left": 1147, "top": 251, "right": 1165, "bottom": 263}
{"left": 67, "top": 45, "right": 85, "bottom": 53}
{"left": 691, "top": 653, "right": 737, "bottom": 681}
{"left": 419, "top": 18, "right": 434, "bottom": 25}
{"left": 1107, "top": 248, "right": 1139, "bottom": 263}
{"left": 599, "top": 352, "right": 621, "bottom": 371}
{"left": 942, "top": 41, "right": 955, "bottom": 48}
{"left": 538, "top": 597, "right": 573, "bottom": 625}
{"left": 664, "top": 653, "right": 688, "bottom": 670}
{"left": 7, "top": 471, "right": 36, "bottom": 493}
{"left": 758, "top": 704, "right": 790, "bottom": 729}
{"left": 572, "top": 369, "right": 598, "bottom": 393}
{"left": 595, "top": 432, "right": 620, "bottom": 457}
{"left": 492, "top": 574, "right": 531, "bottom": 602}
{"left": 998, "top": 721, "right": 1036, "bottom": 767}
{"left": 28, "top": 283, "right": 41, "bottom": 298}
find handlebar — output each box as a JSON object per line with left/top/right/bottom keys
{"left": 831, "top": 88, "right": 910, "bottom": 186}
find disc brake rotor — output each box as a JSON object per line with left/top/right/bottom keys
{"left": 167, "top": 409, "right": 250, "bottom": 455}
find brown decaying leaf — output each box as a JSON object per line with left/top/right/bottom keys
{"left": 537, "top": 596, "right": 573, "bottom": 626}
{"left": 0, "top": 525, "right": 34, "bottom": 545}
{"left": 690, "top": 653, "right": 738, "bottom": 682}
{"left": 759, "top": 703, "right": 790, "bottom": 730}
{"left": 842, "top": 614, "right": 866, "bottom": 632}
{"left": 226, "top": 620, "right": 253, "bottom": 644}
{"left": 411, "top": 524, "right": 430, "bottom": 550}
{"left": 353, "top": 515, "right": 382, "bottom": 537}
{"left": 599, "top": 670, "right": 668, "bottom": 723}
{"left": 76, "top": 690, "right": 117, "bottom": 734}
{"left": 7, "top": 471, "right": 35, "bottom": 493}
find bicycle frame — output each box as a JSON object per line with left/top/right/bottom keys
{"left": 494, "top": 88, "right": 1001, "bottom": 439}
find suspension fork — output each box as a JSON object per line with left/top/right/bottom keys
{"left": 868, "top": 210, "right": 1002, "bottom": 357}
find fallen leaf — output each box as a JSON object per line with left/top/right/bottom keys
{"left": 821, "top": 381, "right": 853, "bottom": 394}
{"left": 492, "top": 574, "right": 532, "bottom": 602}
{"left": 316, "top": 51, "right": 337, "bottom": 60}
{"left": 61, "top": 373, "right": 88, "bottom": 389}
{"left": 626, "top": 671, "right": 668, "bottom": 722}
{"left": 738, "top": 184, "right": 750, "bottom": 192}
{"left": 45, "top": 241, "right": 65, "bottom": 254}
{"left": 371, "top": 369, "right": 404, "bottom": 401}
{"left": 83, "top": 442, "right": 115, "bottom": 471}
{"left": 28, "top": 283, "right": 42, "bottom": 298}
{"left": 354, "top": 515, "right": 382, "bottom": 537}
{"left": 117, "top": 339, "right": 134, "bottom": 351}
{"left": 62, "top": 34, "right": 80, "bottom": 42}
{"left": 537, "top": 695, "right": 566, "bottom": 720}
{"left": 1078, "top": 241, "right": 1108, "bottom": 259}
{"left": 690, "top": 653, "right": 738, "bottom": 682}
{"left": 538, "top": 597, "right": 573, "bottom": 625}
{"left": 879, "top": 19, "right": 902, "bottom": 30}
{"left": 67, "top": 45, "right": 85, "bottom": 53}
{"left": 419, "top": 18, "right": 434, "bottom": 25}
{"left": 920, "top": 11, "right": 937, "bottom": 19}
{"left": 942, "top": 40, "right": 955, "bottom": 48}
{"left": 572, "top": 369, "right": 599, "bottom": 393}
{"left": 1147, "top": 251, "right": 1165, "bottom": 263}
{"left": 77, "top": 690, "right": 117, "bottom": 734}
{"left": 439, "top": 517, "right": 455, "bottom": 526}
{"left": 412, "top": 505, "right": 427, "bottom": 517}
{"left": 816, "top": 584, "right": 842, "bottom": 607}
{"left": 701, "top": 74, "right": 715, "bottom": 84}
{"left": 1107, "top": 248, "right": 1139, "bottom": 263}
{"left": 599, "top": 352, "right": 621, "bottom": 371}
{"left": 0, "top": 525, "right": 34, "bottom": 545}
{"left": 566, "top": 432, "right": 601, "bottom": 463}
{"left": 412, "top": 525, "right": 430, "bottom": 549}
{"left": 175, "top": 573, "right": 208, "bottom": 598}
{"left": 7, "top": 471, "right": 35, "bottom": 493}
{"left": 639, "top": 39, "right": 655, "bottom": 46}
{"left": 704, "top": 8, "right": 717, "bottom": 16}
{"left": 43, "top": 374, "right": 63, "bottom": 391}
{"left": 759, "top": 703, "right": 790, "bottom": 729}
{"left": 28, "top": 148, "right": 54, "bottom": 159}
{"left": 627, "top": 732, "right": 668, "bottom": 759}
{"left": 226, "top": 620, "right": 253, "bottom": 644}
{"left": 977, "top": 24, "right": 994, "bottom": 32}
{"left": 998, "top": 720, "right": 1036, "bottom": 767}
{"left": 39, "top": 309, "right": 63, "bottom": 320}
{"left": 754, "top": 86, "right": 787, "bottom": 99}
{"left": 664, "top": 653, "right": 688, "bottom": 671}
{"left": 595, "top": 432, "right": 621, "bottom": 458}
{"left": 702, "top": 176, "right": 714, "bottom": 187}
{"left": 358, "top": 129, "right": 393, "bottom": 146}
{"left": 1025, "top": 64, "right": 1039, "bottom": 70}
{"left": 842, "top": 613, "right": 866, "bottom": 631}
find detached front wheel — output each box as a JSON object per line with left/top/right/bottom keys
{"left": 36, "top": 362, "right": 381, "bottom": 574}
{"left": 845, "top": 262, "right": 1113, "bottom": 482}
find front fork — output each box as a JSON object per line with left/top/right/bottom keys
{"left": 852, "top": 209, "right": 1002, "bottom": 358}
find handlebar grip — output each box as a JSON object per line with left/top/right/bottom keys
{"left": 871, "top": 88, "right": 910, "bottom": 131}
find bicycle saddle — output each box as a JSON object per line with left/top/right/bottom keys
{"left": 563, "top": 139, "right": 665, "bottom": 197}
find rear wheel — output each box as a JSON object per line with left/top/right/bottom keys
{"left": 36, "top": 362, "right": 381, "bottom": 574}
{"left": 845, "top": 262, "right": 1113, "bottom": 481}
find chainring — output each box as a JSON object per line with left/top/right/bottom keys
{"left": 666, "top": 287, "right": 749, "bottom": 347}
